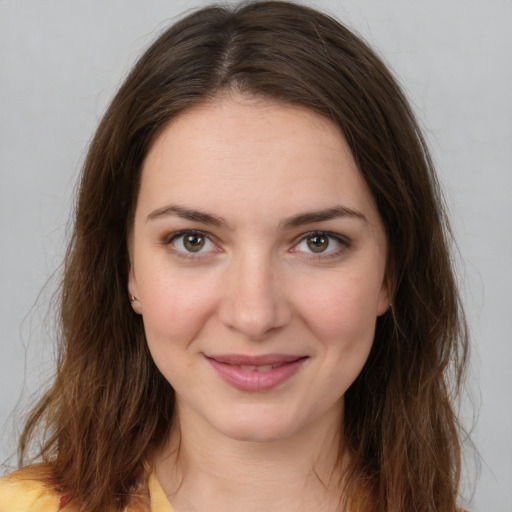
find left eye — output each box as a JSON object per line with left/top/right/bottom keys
{"left": 294, "top": 232, "right": 345, "bottom": 254}
{"left": 170, "top": 232, "right": 216, "bottom": 254}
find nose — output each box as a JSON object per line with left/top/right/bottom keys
{"left": 218, "top": 253, "right": 293, "bottom": 340}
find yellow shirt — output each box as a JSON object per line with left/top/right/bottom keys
{"left": 0, "top": 472, "right": 174, "bottom": 511}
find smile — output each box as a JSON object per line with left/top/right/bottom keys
{"left": 238, "top": 364, "right": 281, "bottom": 372}
{"left": 205, "top": 354, "right": 308, "bottom": 392}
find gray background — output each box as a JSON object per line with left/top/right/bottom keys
{"left": 0, "top": 1, "right": 510, "bottom": 510}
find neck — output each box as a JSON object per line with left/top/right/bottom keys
{"left": 153, "top": 402, "right": 348, "bottom": 512}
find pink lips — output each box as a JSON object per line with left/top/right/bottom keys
{"left": 206, "top": 354, "right": 308, "bottom": 392}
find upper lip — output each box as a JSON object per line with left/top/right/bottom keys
{"left": 205, "top": 354, "right": 307, "bottom": 366}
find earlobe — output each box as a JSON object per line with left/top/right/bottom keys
{"left": 128, "top": 266, "right": 143, "bottom": 315}
{"left": 376, "top": 296, "right": 391, "bottom": 317}
{"left": 376, "top": 276, "right": 393, "bottom": 317}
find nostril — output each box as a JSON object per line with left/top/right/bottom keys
{"left": 218, "top": 295, "right": 292, "bottom": 340}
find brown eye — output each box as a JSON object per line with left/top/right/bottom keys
{"left": 168, "top": 231, "right": 217, "bottom": 257}
{"left": 183, "top": 233, "right": 206, "bottom": 252}
{"left": 306, "top": 234, "right": 329, "bottom": 252}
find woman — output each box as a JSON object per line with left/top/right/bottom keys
{"left": 0, "top": 1, "right": 469, "bottom": 511}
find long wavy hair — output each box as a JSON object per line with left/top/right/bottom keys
{"left": 17, "top": 2, "right": 469, "bottom": 510}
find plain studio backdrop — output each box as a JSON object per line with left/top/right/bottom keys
{"left": 0, "top": 1, "right": 510, "bottom": 510}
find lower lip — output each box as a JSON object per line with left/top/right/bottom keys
{"left": 206, "top": 357, "right": 307, "bottom": 392}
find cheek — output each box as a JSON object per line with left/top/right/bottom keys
{"left": 299, "top": 271, "right": 382, "bottom": 345}
{"left": 137, "top": 265, "right": 220, "bottom": 347}
{"left": 306, "top": 279, "right": 380, "bottom": 398}
{"left": 137, "top": 270, "right": 220, "bottom": 391}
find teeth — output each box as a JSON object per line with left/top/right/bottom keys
{"left": 238, "top": 364, "right": 279, "bottom": 372}
{"left": 240, "top": 365, "right": 257, "bottom": 371}
{"left": 256, "top": 365, "right": 273, "bottom": 372}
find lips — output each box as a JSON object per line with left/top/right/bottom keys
{"left": 205, "top": 354, "right": 308, "bottom": 392}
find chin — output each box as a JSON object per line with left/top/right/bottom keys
{"left": 211, "top": 411, "right": 299, "bottom": 444}
{"left": 220, "top": 427, "right": 293, "bottom": 444}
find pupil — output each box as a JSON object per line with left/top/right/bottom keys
{"left": 184, "top": 234, "right": 205, "bottom": 252}
{"left": 308, "top": 235, "right": 328, "bottom": 252}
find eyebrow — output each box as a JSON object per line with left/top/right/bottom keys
{"left": 146, "top": 203, "right": 367, "bottom": 229}
{"left": 279, "top": 206, "right": 367, "bottom": 229}
{"left": 146, "top": 204, "right": 229, "bottom": 227}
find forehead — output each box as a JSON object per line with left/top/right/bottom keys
{"left": 145, "top": 95, "right": 349, "bottom": 168}
{"left": 137, "top": 94, "right": 381, "bottom": 228}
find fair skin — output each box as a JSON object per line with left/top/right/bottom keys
{"left": 128, "top": 94, "right": 390, "bottom": 512}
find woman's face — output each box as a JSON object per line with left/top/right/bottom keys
{"left": 129, "top": 95, "right": 389, "bottom": 443}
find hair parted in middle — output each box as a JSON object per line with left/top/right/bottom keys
{"left": 19, "top": 2, "right": 468, "bottom": 511}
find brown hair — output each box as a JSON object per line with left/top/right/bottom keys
{"left": 18, "top": 2, "right": 468, "bottom": 510}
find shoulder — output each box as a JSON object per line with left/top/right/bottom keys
{"left": 0, "top": 472, "right": 59, "bottom": 512}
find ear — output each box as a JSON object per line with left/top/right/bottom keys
{"left": 128, "top": 265, "right": 143, "bottom": 315}
{"left": 376, "top": 274, "right": 393, "bottom": 317}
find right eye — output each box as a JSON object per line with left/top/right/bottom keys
{"left": 167, "top": 230, "right": 217, "bottom": 256}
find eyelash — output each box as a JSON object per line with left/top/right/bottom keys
{"left": 162, "top": 229, "right": 350, "bottom": 260}
{"left": 162, "top": 229, "right": 219, "bottom": 259}
{"left": 290, "top": 231, "right": 350, "bottom": 260}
